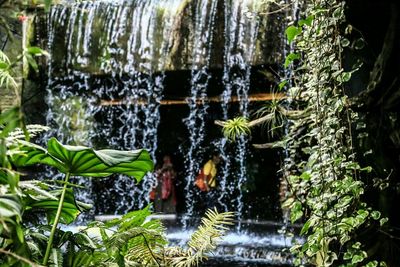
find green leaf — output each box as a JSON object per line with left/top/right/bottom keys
{"left": 371, "top": 211, "right": 381, "bottom": 220}
{"left": 338, "top": 72, "right": 352, "bottom": 83}
{"left": 0, "top": 62, "right": 9, "bottom": 69}
{"left": 300, "top": 219, "right": 312, "bottom": 235}
{"left": 284, "top": 53, "right": 300, "bottom": 68}
{"left": 352, "top": 254, "right": 365, "bottom": 264}
{"left": 26, "top": 188, "right": 91, "bottom": 225}
{"left": 26, "top": 46, "right": 49, "bottom": 57}
{"left": 12, "top": 137, "right": 153, "bottom": 181}
{"left": 278, "top": 80, "right": 287, "bottom": 90}
{"left": 290, "top": 201, "right": 303, "bottom": 223}
{"left": 285, "top": 26, "right": 302, "bottom": 44}
{"left": 299, "top": 15, "right": 314, "bottom": 27}
{"left": 25, "top": 53, "right": 39, "bottom": 73}
{"left": 74, "top": 232, "right": 97, "bottom": 249}
{"left": 0, "top": 194, "right": 22, "bottom": 219}
{"left": 380, "top": 217, "right": 388, "bottom": 226}
{"left": 71, "top": 251, "right": 93, "bottom": 267}
{"left": 49, "top": 248, "right": 63, "bottom": 267}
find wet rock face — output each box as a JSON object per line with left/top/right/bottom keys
{"left": 41, "top": 0, "right": 286, "bottom": 76}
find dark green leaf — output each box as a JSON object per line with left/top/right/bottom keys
{"left": 74, "top": 232, "right": 97, "bottom": 249}
{"left": 26, "top": 188, "right": 91, "bottom": 225}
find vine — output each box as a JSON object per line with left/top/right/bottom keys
{"left": 280, "top": 0, "right": 386, "bottom": 266}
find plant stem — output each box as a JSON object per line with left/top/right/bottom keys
{"left": 42, "top": 172, "right": 71, "bottom": 266}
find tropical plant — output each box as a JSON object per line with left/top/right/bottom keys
{"left": 9, "top": 136, "right": 153, "bottom": 265}
{"left": 0, "top": 111, "right": 234, "bottom": 266}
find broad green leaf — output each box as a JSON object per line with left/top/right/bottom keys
{"left": 25, "top": 188, "right": 91, "bottom": 225}
{"left": 285, "top": 26, "right": 302, "bottom": 44}
{"left": 290, "top": 201, "right": 303, "bottom": 223}
{"left": 74, "top": 232, "right": 97, "bottom": 249}
{"left": 12, "top": 137, "right": 153, "bottom": 181}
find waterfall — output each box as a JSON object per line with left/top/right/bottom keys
{"left": 181, "top": 0, "right": 218, "bottom": 225}
{"left": 45, "top": 0, "right": 182, "bottom": 214}
{"left": 218, "top": 0, "right": 260, "bottom": 230}
{"left": 43, "top": 0, "right": 274, "bottom": 221}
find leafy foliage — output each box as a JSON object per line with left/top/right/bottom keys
{"left": 165, "top": 209, "right": 234, "bottom": 267}
{"left": 277, "top": 0, "right": 386, "bottom": 266}
{"left": 221, "top": 117, "right": 251, "bottom": 141}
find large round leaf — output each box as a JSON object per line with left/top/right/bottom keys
{"left": 11, "top": 138, "right": 153, "bottom": 182}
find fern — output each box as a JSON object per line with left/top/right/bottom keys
{"left": 5, "top": 124, "right": 50, "bottom": 144}
{"left": 165, "top": 209, "right": 234, "bottom": 267}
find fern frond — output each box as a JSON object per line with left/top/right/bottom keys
{"left": 6, "top": 124, "right": 50, "bottom": 144}
{"left": 48, "top": 248, "right": 63, "bottom": 267}
{"left": 166, "top": 208, "right": 234, "bottom": 267}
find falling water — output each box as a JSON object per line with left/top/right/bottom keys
{"left": 218, "top": 0, "right": 260, "bottom": 230}
{"left": 44, "top": 0, "right": 278, "bottom": 222}
{"left": 181, "top": 0, "right": 218, "bottom": 225}
{"left": 45, "top": 0, "right": 182, "bottom": 214}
